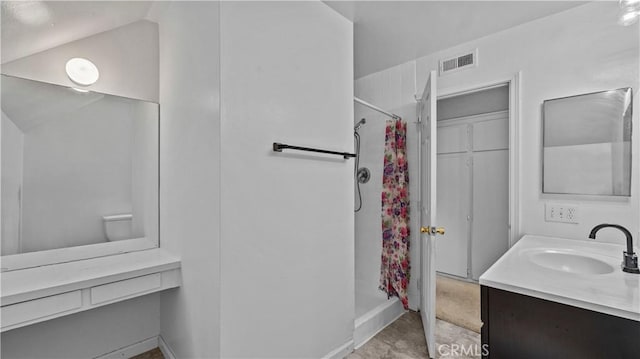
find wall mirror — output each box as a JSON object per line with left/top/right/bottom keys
{"left": 1, "top": 74, "right": 159, "bottom": 271}
{"left": 543, "top": 88, "right": 632, "bottom": 196}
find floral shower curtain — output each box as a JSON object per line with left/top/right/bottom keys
{"left": 380, "top": 118, "right": 410, "bottom": 309}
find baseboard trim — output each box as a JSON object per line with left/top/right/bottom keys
{"left": 354, "top": 298, "right": 405, "bottom": 349}
{"left": 94, "top": 336, "right": 158, "bottom": 359}
{"left": 322, "top": 339, "right": 354, "bottom": 359}
{"left": 158, "top": 335, "right": 178, "bottom": 359}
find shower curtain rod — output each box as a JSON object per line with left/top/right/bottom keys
{"left": 354, "top": 97, "right": 400, "bottom": 119}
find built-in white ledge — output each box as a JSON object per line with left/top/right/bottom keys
{"left": 0, "top": 249, "right": 181, "bottom": 332}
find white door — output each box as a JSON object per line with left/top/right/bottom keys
{"left": 418, "top": 71, "right": 441, "bottom": 358}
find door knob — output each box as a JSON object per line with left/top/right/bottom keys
{"left": 420, "top": 226, "right": 445, "bottom": 235}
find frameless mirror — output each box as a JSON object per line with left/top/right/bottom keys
{"left": 543, "top": 88, "right": 632, "bottom": 196}
{"left": 1, "top": 75, "right": 159, "bottom": 270}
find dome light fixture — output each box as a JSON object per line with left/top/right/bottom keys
{"left": 65, "top": 58, "right": 99, "bottom": 86}
{"left": 618, "top": 0, "right": 640, "bottom": 26}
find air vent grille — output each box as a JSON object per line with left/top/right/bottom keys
{"left": 439, "top": 49, "right": 477, "bottom": 75}
{"left": 457, "top": 53, "right": 474, "bottom": 67}
{"left": 442, "top": 58, "right": 458, "bottom": 72}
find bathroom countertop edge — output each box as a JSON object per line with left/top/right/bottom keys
{"left": 1, "top": 248, "right": 181, "bottom": 306}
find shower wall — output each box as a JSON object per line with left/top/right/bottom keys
{"left": 354, "top": 61, "right": 421, "bottom": 314}
{"left": 354, "top": 107, "right": 388, "bottom": 317}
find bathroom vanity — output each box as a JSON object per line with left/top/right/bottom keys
{"left": 479, "top": 235, "right": 640, "bottom": 358}
{"left": 0, "top": 74, "right": 180, "bottom": 333}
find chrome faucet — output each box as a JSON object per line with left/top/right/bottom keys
{"left": 589, "top": 224, "right": 639, "bottom": 274}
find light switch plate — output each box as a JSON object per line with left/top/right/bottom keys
{"left": 545, "top": 203, "right": 579, "bottom": 224}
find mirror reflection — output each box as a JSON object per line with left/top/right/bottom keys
{"left": 1, "top": 75, "right": 159, "bottom": 256}
{"left": 543, "top": 88, "right": 632, "bottom": 196}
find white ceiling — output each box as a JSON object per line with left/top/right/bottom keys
{"left": 1, "top": 1, "right": 153, "bottom": 64}
{"left": 1, "top": 1, "right": 586, "bottom": 78}
{"left": 324, "top": 1, "right": 587, "bottom": 78}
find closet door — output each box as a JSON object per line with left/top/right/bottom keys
{"left": 471, "top": 117, "right": 509, "bottom": 279}
{"left": 435, "top": 124, "right": 470, "bottom": 278}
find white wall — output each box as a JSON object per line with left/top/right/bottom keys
{"left": 2, "top": 20, "right": 159, "bottom": 102}
{"left": 156, "top": 2, "right": 221, "bottom": 358}
{"left": 1, "top": 110, "right": 23, "bottom": 255}
{"left": 1, "top": 18, "right": 161, "bottom": 359}
{"left": 0, "top": 295, "right": 160, "bottom": 359}
{"left": 219, "top": 2, "right": 354, "bottom": 357}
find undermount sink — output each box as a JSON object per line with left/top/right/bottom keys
{"left": 528, "top": 250, "right": 615, "bottom": 275}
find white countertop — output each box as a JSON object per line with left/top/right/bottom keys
{"left": 1, "top": 248, "right": 181, "bottom": 306}
{"left": 479, "top": 235, "right": 640, "bottom": 321}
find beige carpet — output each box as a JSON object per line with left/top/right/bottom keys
{"left": 436, "top": 275, "right": 482, "bottom": 333}
{"left": 130, "top": 348, "right": 164, "bottom": 359}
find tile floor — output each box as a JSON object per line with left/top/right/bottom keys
{"left": 133, "top": 312, "right": 479, "bottom": 359}
{"left": 347, "top": 311, "right": 481, "bottom": 359}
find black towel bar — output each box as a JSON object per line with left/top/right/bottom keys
{"left": 273, "top": 142, "right": 356, "bottom": 159}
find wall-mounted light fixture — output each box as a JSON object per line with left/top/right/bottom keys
{"left": 65, "top": 58, "right": 99, "bottom": 86}
{"left": 618, "top": 0, "right": 640, "bottom": 26}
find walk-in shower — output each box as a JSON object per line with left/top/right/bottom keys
{"left": 352, "top": 97, "right": 408, "bottom": 347}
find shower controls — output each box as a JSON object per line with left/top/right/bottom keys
{"left": 354, "top": 123, "right": 366, "bottom": 212}
{"left": 357, "top": 167, "right": 370, "bottom": 184}
{"left": 354, "top": 118, "right": 366, "bottom": 131}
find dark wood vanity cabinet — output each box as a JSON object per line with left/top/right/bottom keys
{"left": 481, "top": 286, "right": 640, "bottom": 359}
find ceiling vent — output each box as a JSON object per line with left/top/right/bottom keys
{"left": 439, "top": 49, "right": 478, "bottom": 76}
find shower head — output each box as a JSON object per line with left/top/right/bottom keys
{"left": 354, "top": 118, "right": 366, "bottom": 131}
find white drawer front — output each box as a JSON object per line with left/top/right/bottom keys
{"left": 1, "top": 291, "right": 82, "bottom": 328}
{"left": 90, "top": 273, "right": 161, "bottom": 305}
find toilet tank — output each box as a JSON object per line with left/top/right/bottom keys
{"left": 102, "top": 214, "right": 133, "bottom": 241}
